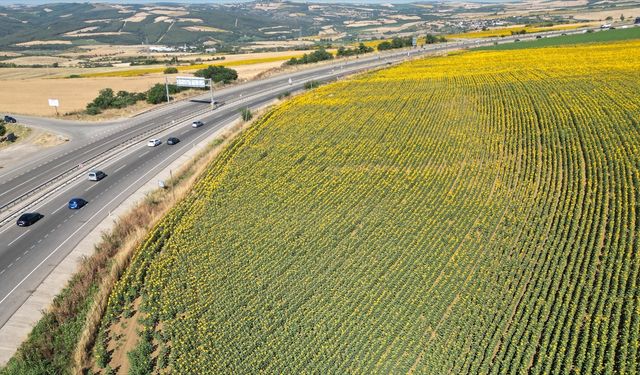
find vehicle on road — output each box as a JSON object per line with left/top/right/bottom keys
{"left": 3, "top": 115, "right": 16, "bottom": 123}
{"left": 88, "top": 170, "right": 106, "bottom": 181}
{"left": 147, "top": 139, "right": 161, "bottom": 147}
{"left": 17, "top": 212, "right": 43, "bottom": 226}
{"left": 192, "top": 121, "right": 204, "bottom": 128}
{"left": 68, "top": 198, "right": 87, "bottom": 210}
{"left": 167, "top": 137, "right": 180, "bottom": 145}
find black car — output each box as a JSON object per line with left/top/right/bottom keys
{"left": 167, "top": 137, "right": 180, "bottom": 145}
{"left": 17, "top": 212, "right": 43, "bottom": 227}
{"left": 4, "top": 115, "right": 16, "bottom": 123}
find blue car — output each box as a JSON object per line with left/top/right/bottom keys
{"left": 68, "top": 198, "right": 87, "bottom": 210}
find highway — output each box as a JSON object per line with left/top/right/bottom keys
{"left": 0, "top": 27, "right": 592, "bottom": 330}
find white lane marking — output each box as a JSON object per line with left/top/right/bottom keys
{"left": 112, "top": 164, "right": 126, "bottom": 174}
{"left": 15, "top": 257, "right": 20, "bottom": 262}
{"left": 7, "top": 230, "right": 29, "bottom": 247}
{"left": 139, "top": 150, "right": 150, "bottom": 158}
{"left": 85, "top": 183, "right": 99, "bottom": 192}
{"left": 51, "top": 204, "right": 66, "bottom": 215}
{"left": 0, "top": 223, "right": 15, "bottom": 236}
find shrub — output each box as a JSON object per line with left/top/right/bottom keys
{"left": 86, "top": 89, "right": 146, "bottom": 114}
{"left": 240, "top": 108, "right": 253, "bottom": 121}
{"left": 0, "top": 122, "right": 5, "bottom": 137}
{"left": 86, "top": 106, "right": 101, "bottom": 115}
{"left": 146, "top": 83, "right": 182, "bottom": 104}
{"left": 164, "top": 67, "right": 178, "bottom": 74}
{"left": 286, "top": 48, "right": 333, "bottom": 65}
{"left": 304, "top": 80, "right": 320, "bottom": 90}
{"left": 194, "top": 65, "right": 238, "bottom": 84}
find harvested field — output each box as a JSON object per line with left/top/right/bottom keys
{"left": 183, "top": 26, "right": 230, "bottom": 33}
{"left": 0, "top": 61, "right": 284, "bottom": 117}
{"left": 15, "top": 40, "right": 72, "bottom": 47}
{"left": 2, "top": 56, "right": 71, "bottom": 66}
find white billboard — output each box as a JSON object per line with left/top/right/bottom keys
{"left": 48, "top": 99, "right": 59, "bottom": 107}
{"left": 176, "top": 76, "right": 207, "bottom": 88}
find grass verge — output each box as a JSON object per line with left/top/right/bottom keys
{"left": 0, "top": 124, "right": 31, "bottom": 149}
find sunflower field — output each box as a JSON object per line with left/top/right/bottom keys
{"left": 93, "top": 40, "right": 640, "bottom": 373}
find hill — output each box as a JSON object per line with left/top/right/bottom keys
{"left": 91, "top": 39, "right": 640, "bottom": 373}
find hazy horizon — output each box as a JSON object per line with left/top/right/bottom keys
{"left": 0, "top": 0, "right": 513, "bottom": 5}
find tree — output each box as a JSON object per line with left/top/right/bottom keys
{"left": 286, "top": 48, "right": 333, "bottom": 65}
{"left": 377, "top": 41, "right": 393, "bottom": 51}
{"left": 0, "top": 122, "right": 6, "bottom": 137}
{"left": 240, "top": 108, "right": 253, "bottom": 121}
{"left": 164, "top": 67, "right": 178, "bottom": 74}
{"left": 89, "top": 88, "right": 115, "bottom": 110}
{"left": 146, "top": 83, "right": 182, "bottom": 104}
{"left": 194, "top": 65, "right": 238, "bottom": 84}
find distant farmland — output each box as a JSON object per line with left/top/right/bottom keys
{"left": 93, "top": 40, "right": 640, "bottom": 373}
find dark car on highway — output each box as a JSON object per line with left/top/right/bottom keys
{"left": 4, "top": 115, "right": 16, "bottom": 123}
{"left": 68, "top": 198, "right": 87, "bottom": 210}
{"left": 167, "top": 137, "right": 180, "bottom": 145}
{"left": 17, "top": 212, "right": 43, "bottom": 226}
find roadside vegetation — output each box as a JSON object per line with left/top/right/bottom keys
{"left": 194, "top": 65, "right": 238, "bottom": 84}
{"left": 87, "top": 39, "right": 640, "bottom": 373}
{"left": 377, "top": 35, "right": 446, "bottom": 51}
{"left": 0, "top": 122, "right": 29, "bottom": 146}
{"left": 285, "top": 48, "right": 333, "bottom": 65}
{"left": 336, "top": 43, "right": 374, "bottom": 57}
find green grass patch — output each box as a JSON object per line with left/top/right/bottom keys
{"left": 477, "top": 27, "right": 640, "bottom": 51}
{"left": 0, "top": 124, "right": 31, "bottom": 148}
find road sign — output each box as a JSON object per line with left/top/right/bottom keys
{"left": 176, "top": 76, "right": 207, "bottom": 88}
{"left": 48, "top": 99, "right": 59, "bottom": 107}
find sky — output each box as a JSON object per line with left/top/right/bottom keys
{"left": 0, "top": 0, "right": 513, "bottom": 5}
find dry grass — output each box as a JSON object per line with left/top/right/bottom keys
{"left": 2, "top": 56, "right": 71, "bottom": 66}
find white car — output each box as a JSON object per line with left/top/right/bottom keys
{"left": 192, "top": 120, "right": 204, "bottom": 128}
{"left": 147, "top": 139, "right": 161, "bottom": 147}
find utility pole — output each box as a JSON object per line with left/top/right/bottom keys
{"left": 165, "top": 76, "right": 170, "bottom": 103}
{"left": 209, "top": 78, "right": 214, "bottom": 109}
